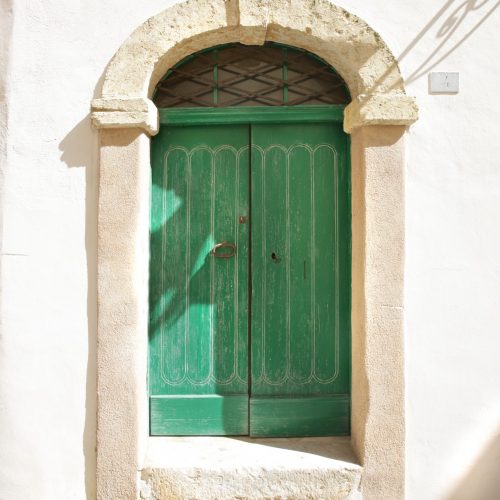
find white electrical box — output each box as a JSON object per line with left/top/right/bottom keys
{"left": 428, "top": 72, "right": 459, "bottom": 94}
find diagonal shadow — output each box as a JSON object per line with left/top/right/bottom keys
{"left": 149, "top": 140, "right": 250, "bottom": 435}
{"left": 366, "top": 0, "right": 499, "bottom": 94}
{"left": 405, "top": 0, "right": 499, "bottom": 85}
{"left": 446, "top": 427, "right": 500, "bottom": 500}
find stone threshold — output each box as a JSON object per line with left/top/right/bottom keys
{"left": 140, "top": 436, "right": 362, "bottom": 499}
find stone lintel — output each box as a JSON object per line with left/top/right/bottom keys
{"left": 91, "top": 97, "right": 159, "bottom": 135}
{"left": 344, "top": 94, "right": 418, "bottom": 133}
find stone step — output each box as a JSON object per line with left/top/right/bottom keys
{"left": 141, "top": 436, "right": 362, "bottom": 499}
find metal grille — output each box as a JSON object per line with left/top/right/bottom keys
{"left": 153, "top": 43, "right": 349, "bottom": 108}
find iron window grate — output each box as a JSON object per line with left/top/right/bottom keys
{"left": 153, "top": 43, "right": 350, "bottom": 108}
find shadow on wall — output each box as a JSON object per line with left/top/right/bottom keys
{"left": 56, "top": 65, "right": 109, "bottom": 499}
{"left": 59, "top": 113, "right": 98, "bottom": 500}
{"left": 447, "top": 429, "right": 500, "bottom": 500}
{"left": 370, "top": 0, "right": 499, "bottom": 93}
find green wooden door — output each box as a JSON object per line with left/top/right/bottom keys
{"left": 250, "top": 123, "right": 350, "bottom": 436}
{"left": 149, "top": 118, "right": 350, "bottom": 437}
{"left": 149, "top": 124, "right": 250, "bottom": 435}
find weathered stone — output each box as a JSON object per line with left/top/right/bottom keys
{"left": 91, "top": 0, "right": 418, "bottom": 135}
{"left": 344, "top": 95, "right": 419, "bottom": 133}
{"left": 141, "top": 436, "right": 362, "bottom": 500}
{"left": 91, "top": 97, "right": 159, "bottom": 135}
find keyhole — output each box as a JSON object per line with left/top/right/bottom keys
{"left": 271, "top": 252, "right": 277, "bottom": 260}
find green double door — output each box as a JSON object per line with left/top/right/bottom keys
{"left": 149, "top": 120, "right": 350, "bottom": 437}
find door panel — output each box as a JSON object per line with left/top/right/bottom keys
{"left": 249, "top": 395, "right": 349, "bottom": 437}
{"left": 149, "top": 125, "right": 250, "bottom": 435}
{"left": 250, "top": 123, "right": 350, "bottom": 436}
{"left": 149, "top": 120, "right": 350, "bottom": 437}
{"left": 151, "top": 395, "right": 249, "bottom": 436}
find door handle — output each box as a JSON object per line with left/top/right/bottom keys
{"left": 211, "top": 242, "right": 236, "bottom": 259}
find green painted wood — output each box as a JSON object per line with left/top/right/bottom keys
{"left": 250, "top": 122, "right": 350, "bottom": 436}
{"left": 149, "top": 118, "right": 350, "bottom": 437}
{"left": 249, "top": 395, "right": 350, "bottom": 437}
{"left": 151, "top": 396, "right": 249, "bottom": 435}
{"left": 159, "top": 106, "right": 345, "bottom": 126}
{"left": 149, "top": 124, "right": 250, "bottom": 435}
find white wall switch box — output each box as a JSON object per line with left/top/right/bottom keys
{"left": 428, "top": 72, "right": 459, "bottom": 94}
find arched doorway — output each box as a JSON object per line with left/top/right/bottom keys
{"left": 149, "top": 43, "right": 351, "bottom": 437}
{"left": 90, "top": 1, "right": 418, "bottom": 497}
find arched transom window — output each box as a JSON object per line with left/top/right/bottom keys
{"left": 153, "top": 43, "right": 350, "bottom": 108}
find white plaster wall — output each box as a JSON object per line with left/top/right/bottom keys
{"left": 339, "top": 2, "right": 500, "bottom": 499}
{"left": 0, "top": 2, "right": 176, "bottom": 499}
{"left": 0, "top": 1, "right": 499, "bottom": 499}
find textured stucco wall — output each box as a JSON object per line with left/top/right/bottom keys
{"left": 0, "top": 1, "right": 499, "bottom": 499}
{"left": 341, "top": 2, "right": 500, "bottom": 499}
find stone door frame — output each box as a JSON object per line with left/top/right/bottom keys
{"left": 91, "top": 1, "right": 418, "bottom": 498}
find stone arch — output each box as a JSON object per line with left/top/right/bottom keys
{"left": 92, "top": 0, "right": 417, "bottom": 135}
{"left": 91, "top": 1, "right": 418, "bottom": 498}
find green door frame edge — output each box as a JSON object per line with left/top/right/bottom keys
{"left": 159, "top": 105, "right": 345, "bottom": 126}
